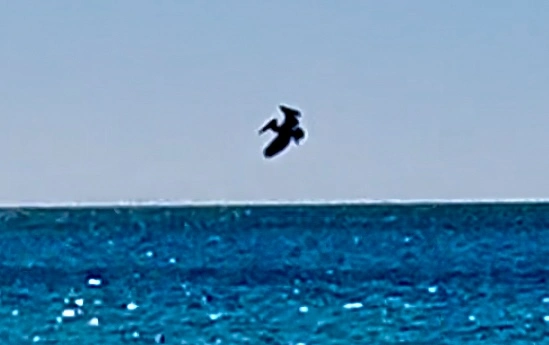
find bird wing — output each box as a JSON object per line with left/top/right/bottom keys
{"left": 258, "top": 118, "right": 278, "bottom": 134}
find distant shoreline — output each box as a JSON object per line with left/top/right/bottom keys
{"left": 0, "top": 198, "right": 549, "bottom": 209}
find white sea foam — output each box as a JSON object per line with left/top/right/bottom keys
{"left": 0, "top": 198, "right": 548, "bottom": 208}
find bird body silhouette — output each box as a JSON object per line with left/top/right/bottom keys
{"left": 259, "top": 105, "right": 306, "bottom": 158}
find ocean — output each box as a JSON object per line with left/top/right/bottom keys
{"left": 1, "top": 202, "right": 549, "bottom": 344}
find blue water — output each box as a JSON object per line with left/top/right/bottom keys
{"left": 1, "top": 203, "right": 549, "bottom": 344}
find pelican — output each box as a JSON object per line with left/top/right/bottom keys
{"left": 258, "top": 105, "right": 306, "bottom": 158}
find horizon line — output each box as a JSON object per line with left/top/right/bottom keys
{"left": 0, "top": 198, "right": 549, "bottom": 208}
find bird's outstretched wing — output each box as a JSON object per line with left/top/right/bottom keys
{"left": 258, "top": 118, "right": 278, "bottom": 135}
{"left": 279, "top": 105, "right": 301, "bottom": 118}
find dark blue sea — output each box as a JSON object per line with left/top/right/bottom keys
{"left": 1, "top": 202, "right": 549, "bottom": 344}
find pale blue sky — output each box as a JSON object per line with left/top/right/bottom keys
{"left": 2, "top": 1, "right": 548, "bottom": 203}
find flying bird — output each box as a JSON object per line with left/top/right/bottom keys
{"left": 258, "top": 104, "right": 306, "bottom": 158}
